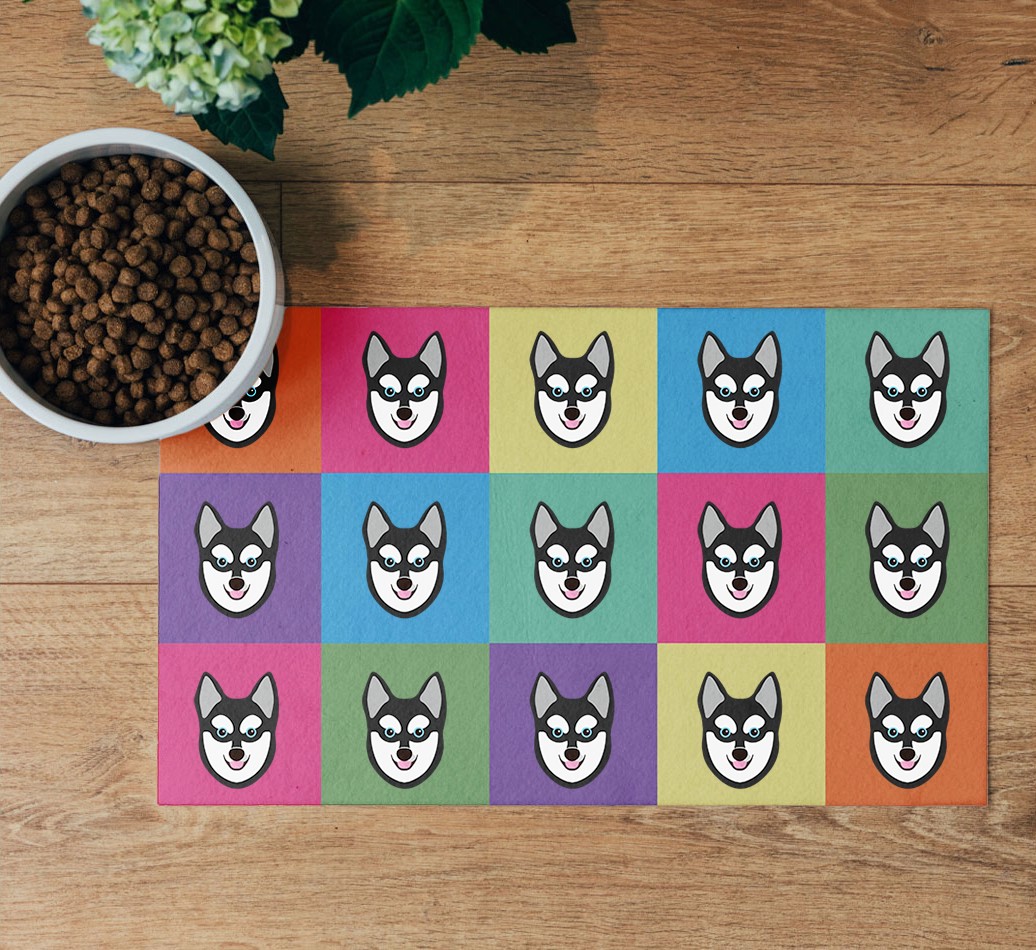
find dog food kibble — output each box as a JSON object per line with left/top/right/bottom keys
{"left": 0, "top": 154, "right": 261, "bottom": 425}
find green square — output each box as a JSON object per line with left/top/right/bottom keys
{"left": 490, "top": 474, "right": 657, "bottom": 642}
{"left": 826, "top": 474, "right": 988, "bottom": 643}
{"left": 825, "top": 309, "right": 988, "bottom": 473}
{"left": 322, "top": 644, "right": 489, "bottom": 803}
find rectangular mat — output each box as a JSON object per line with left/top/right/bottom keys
{"left": 158, "top": 307, "right": 988, "bottom": 805}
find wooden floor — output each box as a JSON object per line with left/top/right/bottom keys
{"left": 2, "top": 1, "right": 1034, "bottom": 946}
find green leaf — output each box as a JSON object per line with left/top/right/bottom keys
{"left": 193, "top": 72, "right": 288, "bottom": 161}
{"left": 312, "top": 0, "right": 483, "bottom": 118}
{"left": 481, "top": 0, "right": 574, "bottom": 54}
{"left": 275, "top": 0, "right": 314, "bottom": 62}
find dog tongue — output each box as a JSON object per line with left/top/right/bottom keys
{"left": 730, "top": 758, "right": 750, "bottom": 771}
{"left": 227, "top": 587, "right": 246, "bottom": 601}
{"left": 897, "top": 587, "right": 918, "bottom": 600}
{"left": 898, "top": 757, "right": 918, "bottom": 770}
{"left": 897, "top": 415, "right": 918, "bottom": 429}
{"left": 394, "top": 415, "right": 414, "bottom": 429}
{"left": 562, "top": 416, "right": 582, "bottom": 429}
{"left": 729, "top": 417, "right": 750, "bottom": 430}
{"left": 563, "top": 757, "right": 582, "bottom": 770}
{"left": 730, "top": 587, "right": 750, "bottom": 601}
{"left": 395, "top": 757, "right": 414, "bottom": 770}
{"left": 227, "top": 416, "right": 247, "bottom": 430}
{"left": 562, "top": 587, "right": 582, "bottom": 600}
{"left": 394, "top": 586, "right": 414, "bottom": 600}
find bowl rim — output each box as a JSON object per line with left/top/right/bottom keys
{"left": 0, "top": 127, "right": 283, "bottom": 444}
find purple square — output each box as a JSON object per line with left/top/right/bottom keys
{"left": 490, "top": 644, "right": 657, "bottom": 804}
{"left": 160, "top": 474, "right": 321, "bottom": 643}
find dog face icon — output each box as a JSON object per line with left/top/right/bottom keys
{"left": 867, "top": 502, "right": 948, "bottom": 617}
{"left": 699, "top": 502, "right": 781, "bottom": 617}
{"left": 206, "top": 348, "right": 279, "bottom": 448}
{"left": 698, "top": 331, "right": 781, "bottom": 447}
{"left": 531, "top": 331, "right": 613, "bottom": 447}
{"left": 364, "top": 672, "right": 445, "bottom": 787}
{"left": 363, "top": 502, "right": 446, "bottom": 617}
{"left": 698, "top": 672, "right": 781, "bottom": 788}
{"left": 868, "top": 672, "right": 948, "bottom": 788}
{"left": 531, "top": 502, "right": 613, "bottom": 618}
{"left": 867, "top": 331, "right": 948, "bottom": 447}
{"left": 195, "top": 672, "right": 278, "bottom": 787}
{"left": 195, "top": 502, "right": 278, "bottom": 617}
{"left": 532, "top": 672, "right": 613, "bottom": 787}
{"left": 363, "top": 331, "right": 445, "bottom": 447}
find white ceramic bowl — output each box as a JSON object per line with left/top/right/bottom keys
{"left": 0, "top": 128, "right": 284, "bottom": 443}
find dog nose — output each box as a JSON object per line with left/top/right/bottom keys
{"left": 731, "top": 406, "right": 748, "bottom": 421}
{"left": 396, "top": 748, "right": 413, "bottom": 761}
{"left": 396, "top": 577, "right": 413, "bottom": 591}
{"left": 731, "top": 576, "right": 748, "bottom": 591}
{"left": 396, "top": 406, "right": 413, "bottom": 420}
{"left": 899, "top": 748, "right": 916, "bottom": 761}
{"left": 228, "top": 748, "right": 245, "bottom": 761}
{"left": 564, "top": 577, "right": 580, "bottom": 591}
{"left": 564, "top": 406, "right": 580, "bottom": 420}
{"left": 900, "top": 406, "right": 915, "bottom": 420}
{"left": 564, "top": 748, "right": 581, "bottom": 761}
{"left": 899, "top": 577, "right": 916, "bottom": 591}
{"left": 228, "top": 577, "right": 245, "bottom": 591}
{"left": 731, "top": 748, "right": 748, "bottom": 761}
{"left": 228, "top": 405, "right": 246, "bottom": 421}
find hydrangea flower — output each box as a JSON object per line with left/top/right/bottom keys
{"left": 81, "top": 0, "right": 300, "bottom": 115}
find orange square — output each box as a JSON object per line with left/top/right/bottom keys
{"left": 160, "top": 307, "right": 322, "bottom": 473}
{"left": 826, "top": 643, "right": 987, "bottom": 805}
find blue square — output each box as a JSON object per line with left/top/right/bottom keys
{"left": 658, "top": 308, "right": 826, "bottom": 473}
{"left": 322, "top": 473, "right": 489, "bottom": 642}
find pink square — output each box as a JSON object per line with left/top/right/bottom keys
{"left": 658, "top": 473, "right": 826, "bottom": 643}
{"left": 321, "top": 307, "right": 489, "bottom": 472}
{"left": 158, "top": 643, "right": 322, "bottom": 804}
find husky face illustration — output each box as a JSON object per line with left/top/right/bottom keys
{"left": 867, "top": 502, "right": 948, "bottom": 617}
{"left": 531, "top": 502, "right": 613, "bottom": 618}
{"left": 363, "top": 502, "right": 445, "bottom": 617}
{"left": 364, "top": 672, "right": 445, "bottom": 787}
{"left": 205, "top": 348, "right": 279, "bottom": 447}
{"left": 195, "top": 502, "right": 278, "bottom": 617}
{"left": 868, "top": 672, "right": 948, "bottom": 788}
{"left": 699, "top": 502, "right": 781, "bottom": 617}
{"left": 532, "top": 672, "right": 613, "bottom": 787}
{"left": 867, "top": 331, "right": 948, "bottom": 447}
{"left": 363, "top": 331, "right": 445, "bottom": 447}
{"left": 698, "top": 672, "right": 781, "bottom": 788}
{"left": 195, "top": 672, "right": 278, "bottom": 787}
{"left": 698, "top": 331, "right": 781, "bottom": 447}
{"left": 531, "top": 331, "right": 614, "bottom": 447}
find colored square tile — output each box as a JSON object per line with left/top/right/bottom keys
{"left": 322, "top": 644, "right": 489, "bottom": 804}
{"left": 489, "top": 474, "right": 656, "bottom": 643}
{"left": 658, "top": 308, "right": 825, "bottom": 473}
{"left": 489, "top": 308, "right": 657, "bottom": 473}
{"left": 489, "top": 643, "right": 657, "bottom": 805}
{"left": 825, "top": 309, "right": 989, "bottom": 473}
{"left": 657, "top": 643, "right": 826, "bottom": 805}
{"left": 658, "top": 473, "right": 826, "bottom": 643}
{"left": 158, "top": 643, "right": 322, "bottom": 804}
{"left": 322, "top": 473, "right": 489, "bottom": 643}
{"left": 321, "top": 307, "right": 489, "bottom": 473}
{"left": 825, "top": 644, "right": 987, "bottom": 805}
{"left": 159, "top": 473, "right": 321, "bottom": 643}
{"left": 160, "top": 307, "right": 323, "bottom": 473}
{"left": 826, "top": 474, "right": 987, "bottom": 643}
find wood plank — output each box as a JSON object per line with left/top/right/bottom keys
{"left": 0, "top": 584, "right": 1031, "bottom": 948}
{"left": 3, "top": 1, "right": 1033, "bottom": 185}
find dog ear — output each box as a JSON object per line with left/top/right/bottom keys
{"left": 250, "top": 673, "right": 277, "bottom": 720}
{"left": 867, "top": 503, "right": 895, "bottom": 549}
{"left": 364, "top": 331, "right": 392, "bottom": 379}
{"left": 418, "top": 332, "right": 445, "bottom": 379}
{"left": 867, "top": 332, "right": 895, "bottom": 379}
{"left": 753, "top": 503, "right": 781, "bottom": 550}
{"left": 585, "top": 332, "right": 612, "bottom": 380}
{"left": 418, "top": 672, "right": 445, "bottom": 721}
{"left": 921, "top": 672, "right": 948, "bottom": 722}
{"left": 364, "top": 673, "right": 392, "bottom": 720}
{"left": 921, "top": 332, "right": 948, "bottom": 379}
{"left": 585, "top": 673, "right": 612, "bottom": 720}
{"left": 196, "top": 503, "right": 224, "bottom": 549}
{"left": 867, "top": 673, "right": 895, "bottom": 720}
{"left": 921, "top": 502, "right": 948, "bottom": 550}
{"left": 195, "top": 673, "right": 224, "bottom": 719}
{"left": 752, "top": 332, "right": 781, "bottom": 380}
{"left": 699, "top": 503, "right": 727, "bottom": 549}
{"left": 262, "top": 346, "right": 278, "bottom": 383}
{"left": 531, "top": 332, "right": 559, "bottom": 379}
{"left": 531, "top": 673, "right": 559, "bottom": 719}
{"left": 417, "top": 502, "right": 445, "bottom": 550}
{"left": 585, "top": 502, "right": 612, "bottom": 550}
{"left": 250, "top": 503, "right": 277, "bottom": 549}
{"left": 698, "top": 332, "right": 727, "bottom": 380}
{"left": 531, "top": 503, "right": 560, "bottom": 549}
{"left": 364, "top": 503, "right": 392, "bottom": 549}
{"left": 698, "top": 673, "right": 727, "bottom": 720}
{"left": 753, "top": 673, "right": 781, "bottom": 722}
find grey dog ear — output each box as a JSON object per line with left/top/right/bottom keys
{"left": 698, "top": 673, "right": 727, "bottom": 719}
{"left": 250, "top": 673, "right": 277, "bottom": 719}
{"left": 698, "top": 332, "right": 727, "bottom": 379}
{"left": 921, "top": 502, "right": 947, "bottom": 549}
{"left": 417, "top": 502, "right": 445, "bottom": 550}
{"left": 585, "top": 332, "right": 612, "bottom": 379}
{"left": 867, "top": 673, "right": 895, "bottom": 719}
{"left": 418, "top": 672, "right": 445, "bottom": 720}
{"left": 867, "top": 332, "right": 895, "bottom": 379}
{"left": 263, "top": 348, "right": 277, "bottom": 378}
{"left": 532, "top": 673, "right": 559, "bottom": 719}
{"left": 196, "top": 503, "right": 224, "bottom": 548}
{"left": 364, "top": 502, "right": 391, "bottom": 549}
{"left": 921, "top": 332, "right": 947, "bottom": 379}
{"left": 753, "top": 332, "right": 780, "bottom": 379}
{"left": 753, "top": 673, "right": 780, "bottom": 720}
{"left": 196, "top": 673, "right": 224, "bottom": 719}
{"left": 250, "top": 503, "right": 277, "bottom": 549}
{"left": 532, "top": 332, "right": 559, "bottom": 379}
{"left": 699, "top": 503, "right": 726, "bottom": 549}
{"left": 753, "top": 503, "right": 780, "bottom": 549}
{"left": 586, "top": 673, "right": 612, "bottom": 719}
{"left": 532, "top": 503, "right": 560, "bottom": 548}
{"left": 418, "top": 332, "right": 444, "bottom": 379}
{"left": 921, "top": 672, "right": 948, "bottom": 720}
{"left": 364, "top": 673, "right": 391, "bottom": 719}
{"left": 364, "top": 332, "right": 392, "bottom": 379}
{"left": 586, "top": 503, "right": 612, "bottom": 549}
{"left": 867, "top": 503, "right": 894, "bottom": 548}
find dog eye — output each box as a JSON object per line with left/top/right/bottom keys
{"left": 244, "top": 557, "right": 257, "bottom": 568}
{"left": 580, "top": 386, "right": 593, "bottom": 397}
{"left": 748, "top": 386, "right": 760, "bottom": 398}
{"left": 413, "top": 556, "right": 425, "bottom": 568}
{"left": 886, "top": 386, "right": 900, "bottom": 398}
{"left": 384, "top": 727, "right": 397, "bottom": 739}
{"left": 384, "top": 556, "right": 397, "bottom": 567}
{"left": 551, "top": 727, "right": 565, "bottom": 739}
{"left": 718, "top": 727, "right": 733, "bottom": 739}
{"left": 916, "top": 386, "right": 928, "bottom": 398}
{"left": 216, "top": 556, "right": 229, "bottom": 568}
{"left": 718, "top": 557, "right": 733, "bottom": 569}
{"left": 551, "top": 556, "right": 564, "bottom": 568}
{"left": 412, "top": 727, "right": 425, "bottom": 739}
{"left": 580, "top": 727, "right": 593, "bottom": 738}
{"left": 413, "top": 386, "right": 425, "bottom": 397}
{"left": 383, "top": 386, "right": 397, "bottom": 398}
{"left": 915, "top": 726, "right": 928, "bottom": 739}
{"left": 747, "top": 726, "right": 760, "bottom": 739}
{"left": 886, "top": 727, "right": 900, "bottom": 738}
{"left": 916, "top": 556, "right": 928, "bottom": 568}
{"left": 551, "top": 386, "right": 564, "bottom": 398}
{"left": 244, "top": 726, "right": 257, "bottom": 739}
{"left": 718, "top": 386, "right": 732, "bottom": 399}
{"left": 215, "top": 726, "right": 229, "bottom": 739}
{"left": 246, "top": 387, "right": 257, "bottom": 398}
{"left": 886, "top": 556, "right": 900, "bottom": 568}
{"left": 747, "top": 556, "right": 760, "bottom": 569}
{"left": 580, "top": 556, "right": 593, "bottom": 568}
